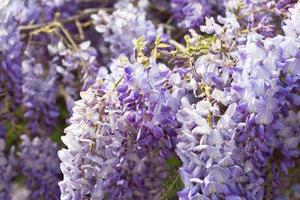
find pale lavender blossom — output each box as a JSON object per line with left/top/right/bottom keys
{"left": 92, "top": 0, "right": 163, "bottom": 57}
{"left": 59, "top": 55, "right": 185, "bottom": 199}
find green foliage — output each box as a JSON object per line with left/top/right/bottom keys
{"left": 160, "top": 155, "right": 184, "bottom": 200}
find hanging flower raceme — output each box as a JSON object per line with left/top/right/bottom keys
{"left": 230, "top": 26, "right": 300, "bottom": 198}
{"left": 48, "top": 40, "right": 103, "bottom": 112}
{"left": 179, "top": 97, "right": 276, "bottom": 199}
{"left": 18, "top": 135, "right": 62, "bottom": 200}
{"left": 92, "top": 0, "right": 163, "bottom": 57}
{"left": 0, "top": 0, "right": 299, "bottom": 199}
{"left": 21, "top": 56, "right": 59, "bottom": 136}
{"left": 174, "top": 2, "right": 300, "bottom": 199}
{"left": 0, "top": 15, "right": 22, "bottom": 134}
{"left": 59, "top": 50, "right": 185, "bottom": 199}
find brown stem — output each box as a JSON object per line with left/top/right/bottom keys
{"left": 19, "top": 8, "right": 111, "bottom": 32}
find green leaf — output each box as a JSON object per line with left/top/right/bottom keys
{"left": 160, "top": 155, "right": 184, "bottom": 200}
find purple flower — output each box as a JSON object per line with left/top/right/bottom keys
{"left": 171, "top": 0, "right": 224, "bottom": 29}
{"left": 175, "top": 4, "right": 300, "bottom": 198}
{"left": 0, "top": 139, "right": 14, "bottom": 200}
{"left": 176, "top": 98, "right": 264, "bottom": 199}
{"left": 48, "top": 40, "right": 103, "bottom": 113}
{"left": 18, "top": 135, "right": 61, "bottom": 199}
{"left": 223, "top": 0, "right": 278, "bottom": 37}
{"left": 0, "top": 16, "right": 22, "bottom": 132}
{"left": 59, "top": 55, "right": 185, "bottom": 199}
{"left": 230, "top": 22, "right": 300, "bottom": 198}
{"left": 22, "top": 56, "right": 59, "bottom": 136}
{"left": 282, "top": 3, "right": 300, "bottom": 37}
{"left": 92, "top": 1, "right": 163, "bottom": 57}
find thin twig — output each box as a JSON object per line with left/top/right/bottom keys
{"left": 76, "top": 20, "right": 85, "bottom": 40}
{"left": 169, "top": 39, "right": 185, "bottom": 50}
{"left": 160, "top": 174, "right": 180, "bottom": 200}
{"left": 19, "top": 8, "right": 110, "bottom": 32}
{"left": 56, "top": 22, "right": 79, "bottom": 50}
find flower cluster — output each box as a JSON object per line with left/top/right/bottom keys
{"left": 92, "top": 0, "right": 163, "bottom": 57}
{"left": 59, "top": 54, "right": 185, "bottom": 199}
{"left": 0, "top": 16, "right": 22, "bottom": 134}
{"left": 173, "top": 2, "right": 300, "bottom": 199}
{"left": 0, "top": 139, "right": 14, "bottom": 200}
{"left": 171, "top": 0, "right": 224, "bottom": 29}
{"left": 48, "top": 40, "right": 103, "bottom": 112}
{"left": 0, "top": 0, "right": 299, "bottom": 199}
{"left": 22, "top": 56, "right": 59, "bottom": 136}
{"left": 18, "top": 135, "right": 61, "bottom": 199}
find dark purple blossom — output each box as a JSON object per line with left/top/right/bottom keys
{"left": 0, "top": 139, "right": 14, "bottom": 200}
{"left": 0, "top": 16, "right": 22, "bottom": 134}
{"left": 21, "top": 56, "right": 59, "bottom": 136}
{"left": 171, "top": 0, "right": 224, "bottom": 29}
{"left": 18, "top": 135, "right": 61, "bottom": 200}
